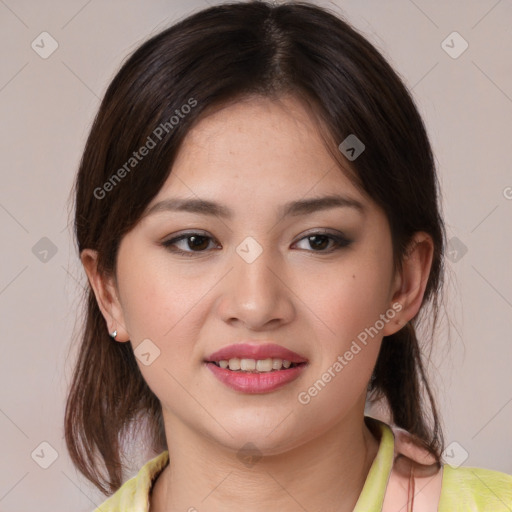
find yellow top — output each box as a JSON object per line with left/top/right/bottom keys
{"left": 93, "top": 417, "right": 512, "bottom": 511}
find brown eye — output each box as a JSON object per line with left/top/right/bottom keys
{"left": 307, "top": 234, "right": 331, "bottom": 251}
{"left": 162, "top": 232, "right": 218, "bottom": 256}
{"left": 186, "top": 235, "right": 210, "bottom": 251}
{"left": 294, "top": 231, "right": 352, "bottom": 252}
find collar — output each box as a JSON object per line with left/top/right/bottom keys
{"left": 129, "top": 415, "right": 442, "bottom": 512}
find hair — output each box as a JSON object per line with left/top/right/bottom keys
{"left": 65, "top": 0, "right": 447, "bottom": 495}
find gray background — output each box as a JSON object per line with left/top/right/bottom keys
{"left": 0, "top": 0, "right": 511, "bottom": 511}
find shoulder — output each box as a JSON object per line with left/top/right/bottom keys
{"left": 382, "top": 419, "right": 512, "bottom": 511}
{"left": 439, "top": 464, "right": 512, "bottom": 511}
{"left": 92, "top": 451, "right": 169, "bottom": 512}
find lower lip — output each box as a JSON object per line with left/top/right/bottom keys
{"left": 205, "top": 362, "right": 307, "bottom": 393}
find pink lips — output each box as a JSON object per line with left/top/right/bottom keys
{"left": 204, "top": 342, "right": 308, "bottom": 394}
{"left": 206, "top": 343, "right": 308, "bottom": 364}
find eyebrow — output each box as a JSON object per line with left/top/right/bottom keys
{"left": 143, "top": 194, "right": 365, "bottom": 220}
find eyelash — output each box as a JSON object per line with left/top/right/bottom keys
{"left": 161, "top": 230, "right": 352, "bottom": 257}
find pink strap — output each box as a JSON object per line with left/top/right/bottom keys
{"left": 382, "top": 426, "right": 444, "bottom": 512}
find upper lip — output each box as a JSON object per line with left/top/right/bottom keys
{"left": 206, "top": 343, "right": 308, "bottom": 363}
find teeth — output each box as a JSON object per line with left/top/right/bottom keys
{"left": 240, "top": 359, "right": 256, "bottom": 371}
{"left": 256, "top": 358, "right": 273, "bottom": 372}
{"left": 272, "top": 358, "right": 283, "bottom": 370}
{"left": 228, "top": 358, "right": 241, "bottom": 370}
{"left": 215, "top": 357, "right": 299, "bottom": 372}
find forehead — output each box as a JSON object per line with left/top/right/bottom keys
{"left": 151, "top": 95, "right": 367, "bottom": 206}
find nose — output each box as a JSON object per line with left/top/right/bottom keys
{"left": 215, "top": 239, "right": 296, "bottom": 331}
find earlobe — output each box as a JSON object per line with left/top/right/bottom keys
{"left": 382, "top": 232, "right": 434, "bottom": 337}
{"left": 80, "top": 249, "right": 130, "bottom": 342}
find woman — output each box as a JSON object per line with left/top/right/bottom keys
{"left": 65, "top": 1, "right": 512, "bottom": 511}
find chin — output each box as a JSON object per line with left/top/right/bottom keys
{"left": 208, "top": 410, "right": 311, "bottom": 454}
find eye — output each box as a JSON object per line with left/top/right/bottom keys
{"left": 161, "top": 231, "right": 219, "bottom": 257}
{"left": 161, "top": 230, "right": 352, "bottom": 257}
{"left": 293, "top": 231, "right": 352, "bottom": 252}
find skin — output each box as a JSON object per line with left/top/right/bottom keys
{"left": 82, "top": 95, "right": 434, "bottom": 512}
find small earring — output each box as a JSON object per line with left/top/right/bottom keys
{"left": 110, "top": 330, "right": 117, "bottom": 339}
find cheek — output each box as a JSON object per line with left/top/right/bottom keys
{"left": 294, "top": 264, "right": 391, "bottom": 423}
{"left": 115, "top": 247, "right": 214, "bottom": 404}
{"left": 117, "top": 244, "right": 210, "bottom": 342}
{"left": 310, "top": 255, "right": 394, "bottom": 351}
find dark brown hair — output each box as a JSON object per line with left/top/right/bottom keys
{"left": 66, "top": 0, "right": 446, "bottom": 495}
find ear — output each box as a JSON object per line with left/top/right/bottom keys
{"left": 80, "top": 248, "right": 130, "bottom": 342}
{"left": 382, "top": 232, "right": 434, "bottom": 337}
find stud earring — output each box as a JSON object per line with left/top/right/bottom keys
{"left": 110, "top": 330, "right": 117, "bottom": 339}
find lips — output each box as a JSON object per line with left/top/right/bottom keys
{"left": 204, "top": 342, "right": 308, "bottom": 393}
{"left": 205, "top": 343, "right": 308, "bottom": 364}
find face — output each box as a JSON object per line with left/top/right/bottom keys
{"left": 91, "top": 95, "right": 415, "bottom": 455}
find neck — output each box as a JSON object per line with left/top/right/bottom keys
{"left": 150, "top": 412, "right": 380, "bottom": 512}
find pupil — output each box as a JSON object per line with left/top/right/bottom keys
{"left": 189, "top": 235, "right": 209, "bottom": 250}
{"left": 309, "top": 235, "right": 328, "bottom": 250}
